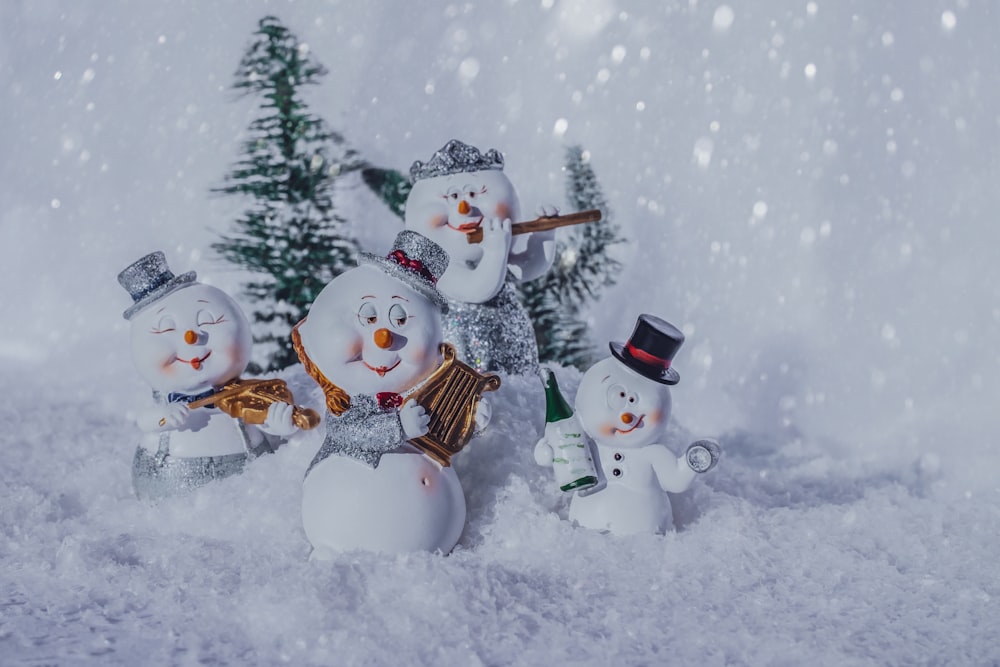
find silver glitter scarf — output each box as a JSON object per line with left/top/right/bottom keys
{"left": 305, "top": 394, "right": 406, "bottom": 474}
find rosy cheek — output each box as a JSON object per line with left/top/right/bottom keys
{"left": 647, "top": 410, "right": 663, "bottom": 425}
{"left": 598, "top": 423, "right": 616, "bottom": 437}
{"left": 225, "top": 343, "right": 246, "bottom": 366}
{"left": 400, "top": 343, "right": 428, "bottom": 374}
{"left": 494, "top": 203, "right": 512, "bottom": 220}
{"left": 430, "top": 213, "right": 449, "bottom": 229}
{"left": 346, "top": 337, "right": 364, "bottom": 360}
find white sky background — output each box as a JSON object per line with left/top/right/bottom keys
{"left": 1, "top": 2, "right": 999, "bottom": 664}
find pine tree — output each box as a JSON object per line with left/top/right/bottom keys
{"left": 519, "top": 145, "right": 624, "bottom": 369}
{"left": 213, "top": 16, "right": 360, "bottom": 372}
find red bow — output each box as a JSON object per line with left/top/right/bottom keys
{"left": 376, "top": 392, "right": 404, "bottom": 411}
{"left": 388, "top": 250, "right": 437, "bottom": 284}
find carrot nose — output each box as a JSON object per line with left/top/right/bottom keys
{"left": 374, "top": 328, "right": 393, "bottom": 349}
{"left": 621, "top": 412, "right": 635, "bottom": 425}
{"left": 184, "top": 330, "right": 199, "bottom": 345}
{"left": 457, "top": 199, "right": 471, "bottom": 215}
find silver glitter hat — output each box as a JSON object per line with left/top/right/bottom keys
{"left": 118, "top": 251, "right": 197, "bottom": 320}
{"left": 358, "top": 231, "right": 450, "bottom": 312}
{"left": 409, "top": 139, "right": 504, "bottom": 183}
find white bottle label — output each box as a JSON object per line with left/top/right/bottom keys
{"left": 545, "top": 416, "right": 598, "bottom": 492}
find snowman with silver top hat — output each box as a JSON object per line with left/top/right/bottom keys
{"left": 294, "top": 231, "right": 491, "bottom": 556}
{"left": 118, "top": 251, "right": 300, "bottom": 500}
{"left": 535, "top": 314, "right": 720, "bottom": 535}
{"left": 404, "top": 139, "right": 556, "bottom": 376}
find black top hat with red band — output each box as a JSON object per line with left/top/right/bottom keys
{"left": 609, "top": 314, "right": 684, "bottom": 385}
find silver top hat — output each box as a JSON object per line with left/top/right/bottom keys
{"left": 409, "top": 139, "right": 504, "bottom": 183}
{"left": 117, "top": 251, "right": 197, "bottom": 320}
{"left": 357, "top": 231, "right": 450, "bottom": 312}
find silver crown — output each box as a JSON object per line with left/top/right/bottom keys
{"left": 409, "top": 139, "right": 504, "bottom": 183}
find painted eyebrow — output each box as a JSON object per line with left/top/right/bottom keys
{"left": 156, "top": 307, "right": 166, "bottom": 314}
{"left": 197, "top": 299, "right": 210, "bottom": 304}
{"left": 360, "top": 295, "right": 376, "bottom": 300}
{"left": 391, "top": 295, "right": 409, "bottom": 301}
{"left": 601, "top": 375, "right": 611, "bottom": 383}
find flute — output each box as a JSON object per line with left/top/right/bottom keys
{"left": 465, "top": 208, "right": 603, "bottom": 244}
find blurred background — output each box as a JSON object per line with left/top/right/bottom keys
{"left": 2, "top": 0, "right": 997, "bottom": 490}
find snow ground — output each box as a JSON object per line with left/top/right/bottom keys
{"left": 1, "top": 362, "right": 997, "bottom": 665}
{"left": 2, "top": 1, "right": 999, "bottom": 664}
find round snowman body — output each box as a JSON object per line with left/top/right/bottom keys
{"left": 127, "top": 282, "right": 260, "bottom": 497}
{"left": 302, "top": 444, "right": 465, "bottom": 555}
{"left": 569, "top": 443, "right": 674, "bottom": 534}
{"left": 404, "top": 167, "right": 543, "bottom": 375}
{"left": 567, "top": 356, "right": 684, "bottom": 535}
{"left": 297, "top": 264, "right": 467, "bottom": 554}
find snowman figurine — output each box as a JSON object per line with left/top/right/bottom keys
{"left": 118, "top": 251, "right": 299, "bottom": 500}
{"left": 294, "top": 231, "right": 480, "bottom": 556}
{"left": 404, "top": 139, "right": 556, "bottom": 376}
{"left": 534, "top": 314, "right": 720, "bottom": 535}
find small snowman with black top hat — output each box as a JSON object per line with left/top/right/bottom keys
{"left": 118, "top": 251, "right": 300, "bottom": 500}
{"left": 535, "top": 314, "right": 720, "bottom": 535}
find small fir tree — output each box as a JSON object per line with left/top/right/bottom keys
{"left": 518, "top": 145, "right": 624, "bottom": 369}
{"left": 213, "top": 16, "right": 360, "bottom": 372}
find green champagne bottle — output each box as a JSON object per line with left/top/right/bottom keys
{"left": 541, "top": 370, "right": 598, "bottom": 492}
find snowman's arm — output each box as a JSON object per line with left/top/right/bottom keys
{"left": 438, "top": 218, "right": 511, "bottom": 303}
{"left": 258, "top": 401, "right": 298, "bottom": 438}
{"left": 533, "top": 436, "right": 554, "bottom": 466}
{"left": 508, "top": 229, "right": 556, "bottom": 283}
{"left": 648, "top": 445, "right": 697, "bottom": 493}
{"left": 133, "top": 402, "right": 190, "bottom": 432}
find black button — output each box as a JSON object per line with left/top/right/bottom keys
{"left": 614, "top": 452, "right": 623, "bottom": 461}
{"left": 612, "top": 468, "right": 622, "bottom": 477}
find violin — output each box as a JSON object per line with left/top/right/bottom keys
{"left": 187, "top": 378, "right": 321, "bottom": 430}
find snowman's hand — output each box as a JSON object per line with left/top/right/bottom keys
{"left": 480, "top": 217, "right": 513, "bottom": 258}
{"left": 262, "top": 401, "right": 297, "bottom": 437}
{"left": 509, "top": 209, "right": 557, "bottom": 281}
{"left": 399, "top": 400, "right": 430, "bottom": 439}
{"left": 474, "top": 397, "right": 492, "bottom": 431}
{"left": 141, "top": 403, "right": 190, "bottom": 432}
{"left": 533, "top": 437, "right": 554, "bottom": 466}
{"left": 535, "top": 203, "right": 561, "bottom": 218}
{"left": 686, "top": 439, "right": 721, "bottom": 473}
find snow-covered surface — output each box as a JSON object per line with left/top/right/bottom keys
{"left": 2, "top": 2, "right": 998, "bottom": 664}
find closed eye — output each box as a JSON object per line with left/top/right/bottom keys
{"left": 196, "top": 310, "right": 226, "bottom": 327}
{"left": 150, "top": 316, "right": 176, "bottom": 334}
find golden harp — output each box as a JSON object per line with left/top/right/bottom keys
{"left": 408, "top": 343, "right": 501, "bottom": 467}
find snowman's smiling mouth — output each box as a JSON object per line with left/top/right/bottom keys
{"left": 363, "top": 359, "right": 401, "bottom": 377}
{"left": 613, "top": 415, "right": 645, "bottom": 434}
{"left": 446, "top": 219, "right": 482, "bottom": 234}
{"left": 176, "top": 351, "right": 212, "bottom": 370}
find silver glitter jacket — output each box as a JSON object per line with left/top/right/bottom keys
{"left": 305, "top": 394, "right": 405, "bottom": 474}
